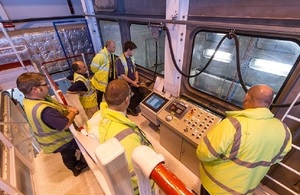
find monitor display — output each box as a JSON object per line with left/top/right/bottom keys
{"left": 142, "top": 92, "right": 169, "bottom": 113}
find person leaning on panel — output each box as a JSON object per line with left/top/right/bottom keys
{"left": 116, "top": 41, "right": 143, "bottom": 116}
{"left": 67, "top": 60, "right": 98, "bottom": 119}
{"left": 196, "top": 84, "right": 292, "bottom": 195}
{"left": 90, "top": 40, "right": 117, "bottom": 107}
{"left": 16, "top": 72, "right": 88, "bottom": 177}
{"left": 86, "top": 79, "right": 154, "bottom": 194}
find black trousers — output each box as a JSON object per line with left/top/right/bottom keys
{"left": 200, "top": 185, "right": 210, "bottom": 195}
{"left": 58, "top": 139, "right": 85, "bottom": 171}
{"left": 129, "top": 86, "right": 143, "bottom": 110}
{"left": 96, "top": 90, "right": 104, "bottom": 108}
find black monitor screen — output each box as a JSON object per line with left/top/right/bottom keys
{"left": 142, "top": 92, "right": 169, "bottom": 113}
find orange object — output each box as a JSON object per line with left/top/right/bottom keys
{"left": 150, "top": 163, "right": 195, "bottom": 195}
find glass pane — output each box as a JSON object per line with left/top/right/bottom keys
{"left": 130, "top": 24, "right": 165, "bottom": 74}
{"left": 94, "top": 0, "right": 117, "bottom": 12}
{"left": 1, "top": 94, "right": 37, "bottom": 164}
{"left": 189, "top": 32, "right": 300, "bottom": 107}
{"left": 99, "top": 20, "right": 122, "bottom": 56}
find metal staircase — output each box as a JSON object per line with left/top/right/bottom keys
{"left": 265, "top": 92, "right": 300, "bottom": 195}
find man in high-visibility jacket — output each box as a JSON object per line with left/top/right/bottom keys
{"left": 116, "top": 41, "right": 143, "bottom": 116}
{"left": 90, "top": 40, "right": 117, "bottom": 107}
{"left": 86, "top": 79, "right": 153, "bottom": 194}
{"left": 67, "top": 61, "right": 98, "bottom": 119}
{"left": 197, "top": 84, "right": 292, "bottom": 195}
{"left": 17, "top": 72, "right": 88, "bottom": 177}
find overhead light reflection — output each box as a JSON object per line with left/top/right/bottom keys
{"left": 249, "top": 59, "right": 292, "bottom": 77}
{"left": 203, "top": 49, "right": 232, "bottom": 63}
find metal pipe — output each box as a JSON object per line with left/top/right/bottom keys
{"left": 85, "top": 14, "right": 300, "bottom": 35}
{"left": 150, "top": 163, "right": 195, "bottom": 195}
{"left": 67, "top": 0, "right": 75, "bottom": 15}
{"left": 0, "top": 15, "right": 84, "bottom": 24}
{"left": 292, "top": 144, "right": 300, "bottom": 151}
{"left": 81, "top": 53, "right": 90, "bottom": 79}
{"left": 278, "top": 162, "right": 300, "bottom": 176}
{"left": 265, "top": 175, "right": 298, "bottom": 195}
{"left": 53, "top": 22, "right": 72, "bottom": 71}
{"left": 41, "top": 52, "right": 94, "bottom": 65}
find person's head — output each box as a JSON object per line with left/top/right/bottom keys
{"left": 16, "top": 72, "right": 49, "bottom": 99}
{"left": 104, "top": 79, "right": 132, "bottom": 111}
{"left": 105, "top": 40, "right": 116, "bottom": 53}
{"left": 243, "top": 84, "right": 274, "bottom": 109}
{"left": 123, "top": 41, "right": 137, "bottom": 57}
{"left": 72, "top": 61, "right": 87, "bottom": 74}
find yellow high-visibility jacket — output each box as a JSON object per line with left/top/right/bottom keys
{"left": 87, "top": 102, "right": 152, "bottom": 194}
{"left": 90, "top": 47, "right": 111, "bottom": 92}
{"left": 197, "top": 108, "right": 292, "bottom": 195}
{"left": 23, "top": 96, "right": 73, "bottom": 154}
{"left": 73, "top": 72, "right": 97, "bottom": 109}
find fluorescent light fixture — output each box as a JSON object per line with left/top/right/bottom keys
{"left": 249, "top": 59, "right": 292, "bottom": 77}
{"left": 203, "top": 49, "right": 232, "bottom": 63}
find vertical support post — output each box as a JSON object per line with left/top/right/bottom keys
{"left": 164, "top": 0, "right": 190, "bottom": 97}
{"left": 80, "top": 0, "right": 102, "bottom": 53}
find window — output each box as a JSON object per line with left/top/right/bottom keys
{"left": 189, "top": 32, "right": 300, "bottom": 107}
{"left": 99, "top": 20, "right": 122, "bottom": 56}
{"left": 130, "top": 24, "right": 165, "bottom": 74}
{"left": 94, "top": 0, "right": 116, "bottom": 12}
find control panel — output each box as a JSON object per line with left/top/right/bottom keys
{"left": 157, "top": 99, "right": 222, "bottom": 146}
{"left": 140, "top": 91, "right": 173, "bottom": 126}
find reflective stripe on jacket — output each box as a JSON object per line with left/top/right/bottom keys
{"left": 117, "top": 54, "right": 135, "bottom": 79}
{"left": 23, "top": 96, "right": 73, "bottom": 154}
{"left": 87, "top": 102, "right": 152, "bottom": 194}
{"left": 196, "top": 108, "right": 292, "bottom": 195}
{"left": 90, "top": 47, "right": 110, "bottom": 92}
{"left": 73, "top": 72, "right": 97, "bottom": 108}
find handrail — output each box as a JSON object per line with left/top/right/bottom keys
{"left": 264, "top": 91, "right": 300, "bottom": 195}
{"left": 41, "top": 66, "right": 68, "bottom": 105}
{"left": 40, "top": 65, "right": 117, "bottom": 194}
{"left": 41, "top": 52, "right": 94, "bottom": 65}
{"left": 132, "top": 145, "right": 195, "bottom": 195}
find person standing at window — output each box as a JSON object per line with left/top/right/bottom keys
{"left": 90, "top": 40, "right": 117, "bottom": 107}
{"left": 197, "top": 84, "right": 292, "bottom": 195}
{"left": 116, "top": 41, "right": 143, "bottom": 116}
{"left": 67, "top": 61, "right": 98, "bottom": 119}
{"left": 16, "top": 72, "right": 88, "bottom": 176}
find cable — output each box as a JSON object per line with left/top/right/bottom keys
{"left": 162, "top": 24, "right": 300, "bottom": 107}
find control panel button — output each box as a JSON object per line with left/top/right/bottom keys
{"left": 165, "top": 115, "right": 173, "bottom": 122}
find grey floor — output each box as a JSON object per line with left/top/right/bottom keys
{"left": 33, "top": 98, "right": 277, "bottom": 194}
{"left": 33, "top": 112, "right": 200, "bottom": 194}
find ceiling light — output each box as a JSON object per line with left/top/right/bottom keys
{"left": 203, "top": 49, "right": 232, "bottom": 63}
{"left": 249, "top": 59, "right": 292, "bottom": 77}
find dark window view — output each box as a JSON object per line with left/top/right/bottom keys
{"left": 189, "top": 32, "right": 300, "bottom": 107}
{"left": 130, "top": 24, "right": 165, "bottom": 74}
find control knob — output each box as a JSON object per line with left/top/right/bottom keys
{"left": 165, "top": 115, "right": 173, "bottom": 122}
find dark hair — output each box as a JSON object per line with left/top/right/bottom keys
{"left": 123, "top": 41, "right": 137, "bottom": 52}
{"left": 16, "top": 72, "right": 46, "bottom": 95}
{"left": 104, "top": 79, "right": 130, "bottom": 106}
